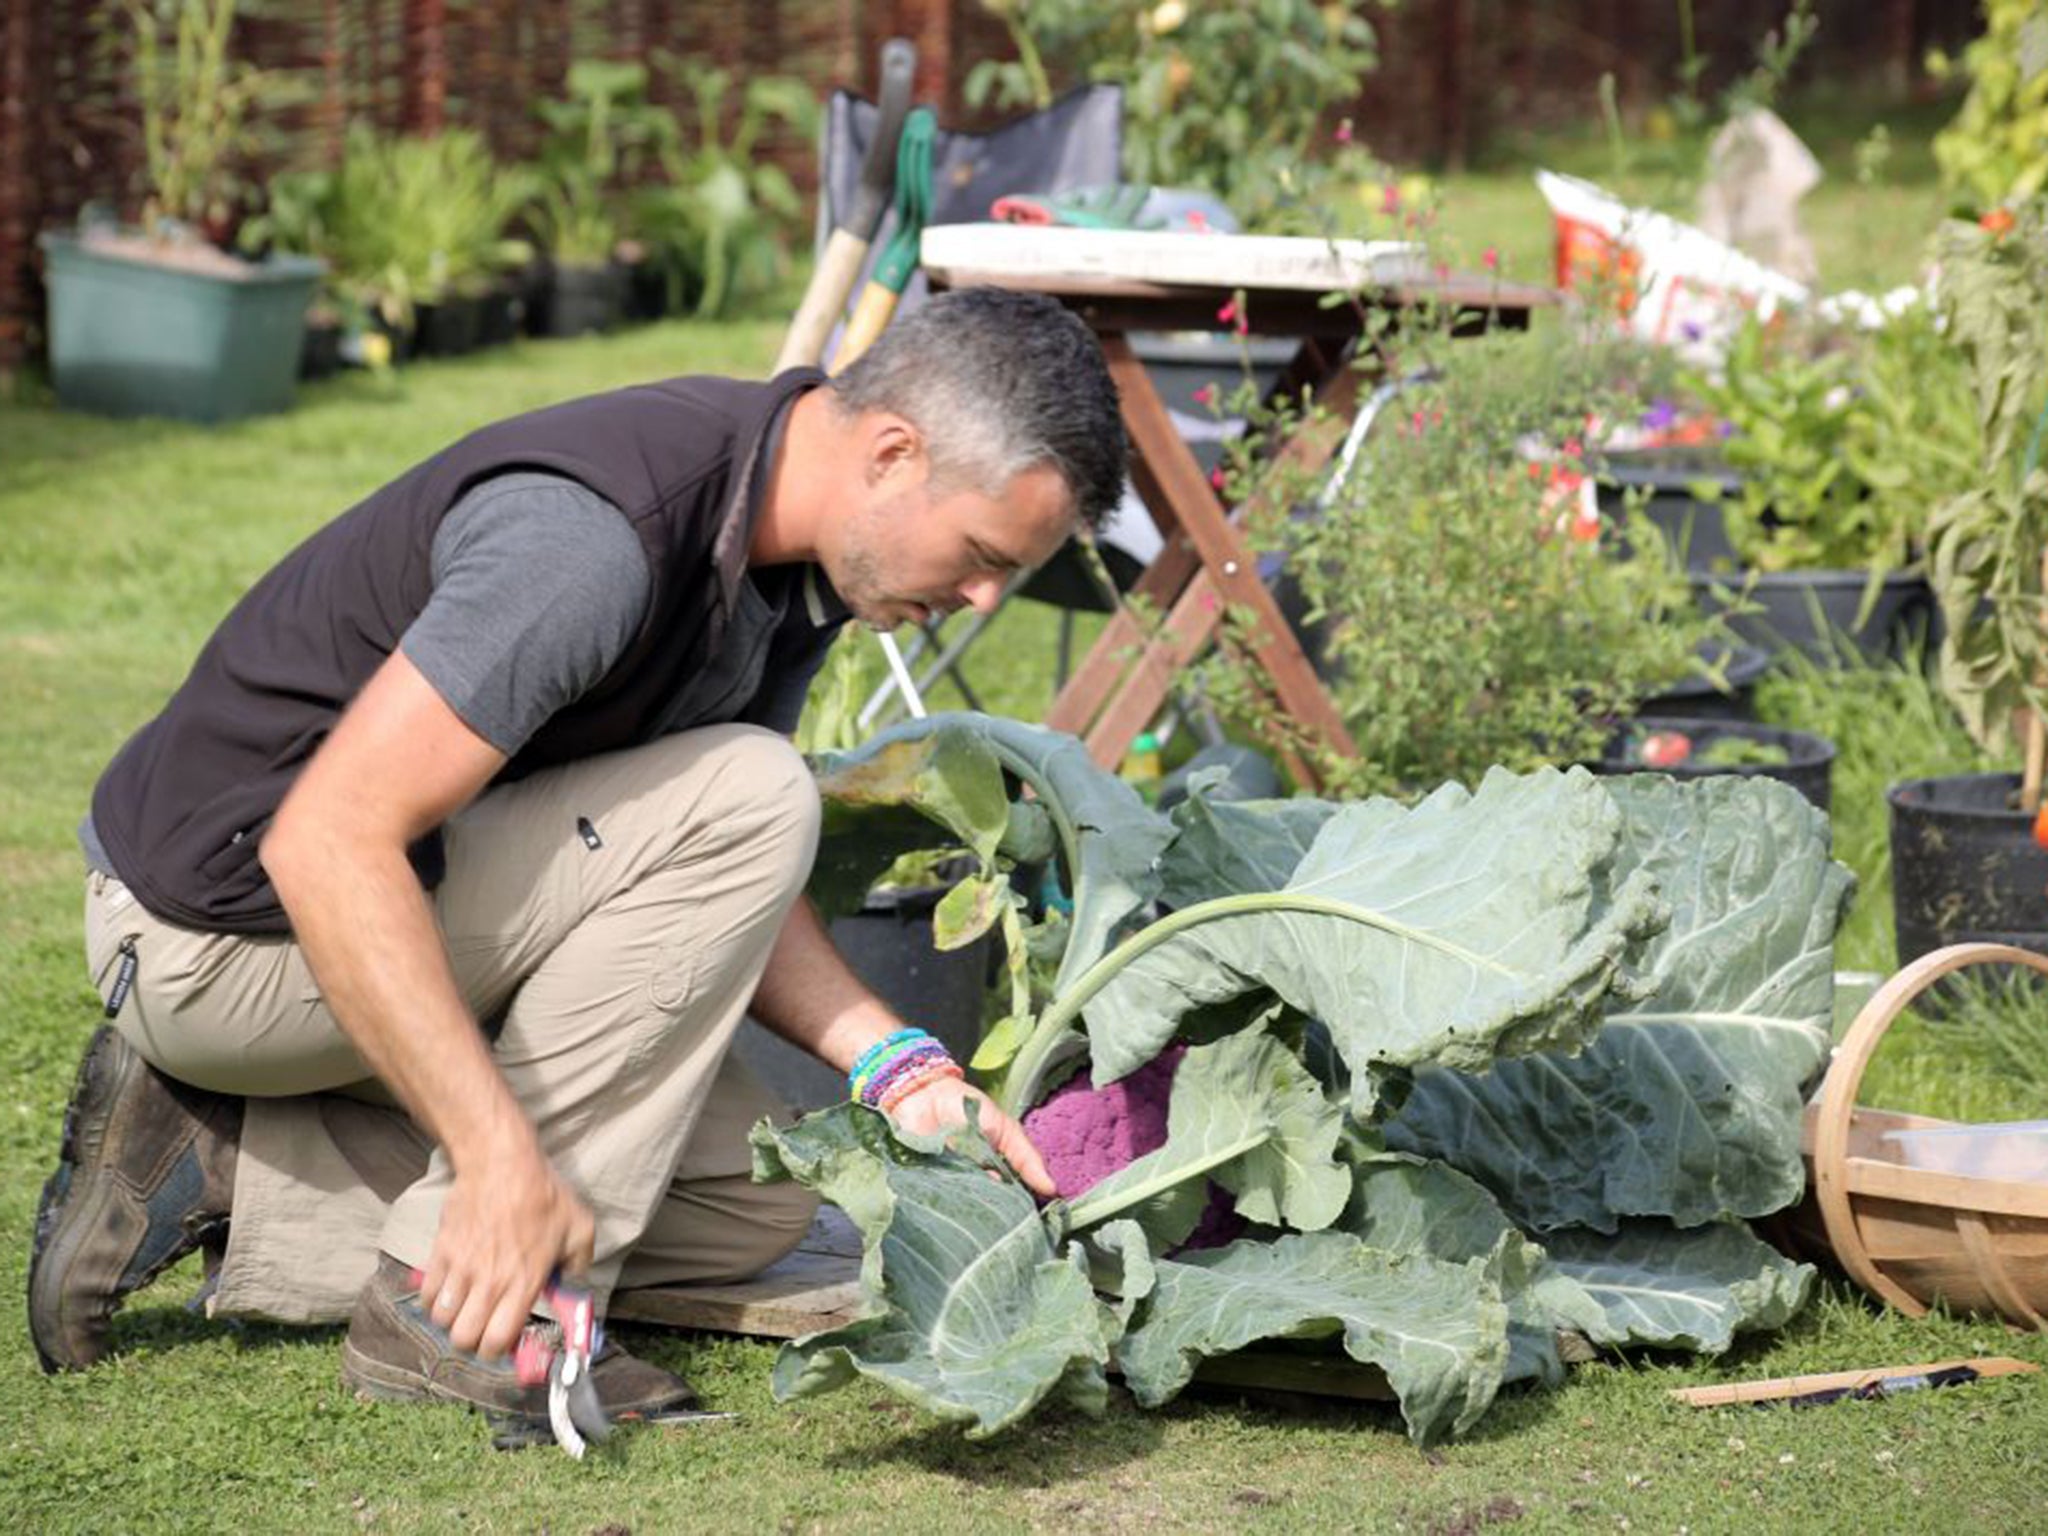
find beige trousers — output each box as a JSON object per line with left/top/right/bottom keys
{"left": 83, "top": 724, "right": 823, "bottom": 1324}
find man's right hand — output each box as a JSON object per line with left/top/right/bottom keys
{"left": 419, "top": 1141, "right": 595, "bottom": 1359}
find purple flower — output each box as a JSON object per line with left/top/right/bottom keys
{"left": 1640, "top": 398, "right": 1679, "bottom": 431}
{"left": 1680, "top": 320, "right": 1705, "bottom": 343}
{"left": 1717, "top": 419, "right": 1738, "bottom": 439}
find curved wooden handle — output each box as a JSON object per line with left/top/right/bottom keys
{"left": 774, "top": 230, "right": 872, "bottom": 375}
{"left": 1813, "top": 942, "right": 2048, "bottom": 1315}
{"left": 832, "top": 282, "right": 899, "bottom": 375}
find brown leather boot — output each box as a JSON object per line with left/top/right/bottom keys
{"left": 340, "top": 1254, "right": 698, "bottom": 1424}
{"left": 29, "top": 1026, "right": 241, "bottom": 1372}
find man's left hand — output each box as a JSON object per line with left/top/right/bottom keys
{"left": 887, "top": 1073, "right": 1056, "bottom": 1199}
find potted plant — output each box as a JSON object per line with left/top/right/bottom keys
{"left": 1678, "top": 303, "right": 1976, "bottom": 664}
{"left": 1891, "top": 201, "right": 2048, "bottom": 963}
{"left": 1588, "top": 716, "right": 1833, "bottom": 812}
{"left": 528, "top": 61, "right": 672, "bottom": 337}
{"left": 269, "top": 125, "right": 531, "bottom": 363}
{"left": 1210, "top": 327, "right": 1729, "bottom": 800}
{"left": 39, "top": 0, "right": 321, "bottom": 421}
{"left": 627, "top": 53, "right": 818, "bottom": 322}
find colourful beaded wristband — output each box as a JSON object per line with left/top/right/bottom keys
{"left": 849, "top": 1027, "right": 928, "bottom": 1089}
{"left": 859, "top": 1040, "right": 952, "bottom": 1107}
{"left": 877, "top": 1060, "right": 965, "bottom": 1114}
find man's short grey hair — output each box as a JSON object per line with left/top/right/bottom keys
{"left": 826, "top": 288, "right": 1127, "bottom": 531}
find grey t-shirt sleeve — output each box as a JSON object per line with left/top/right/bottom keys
{"left": 400, "top": 471, "right": 651, "bottom": 755}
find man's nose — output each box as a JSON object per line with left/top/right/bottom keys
{"left": 959, "top": 573, "right": 1005, "bottom": 615}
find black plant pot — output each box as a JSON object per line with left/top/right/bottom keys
{"left": 1635, "top": 642, "right": 1773, "bottom": 723}
{"left": 619, "top": 256, "right": 670, "bottom": 323}
{"left": 1586, "top": 716, "right": 1834, "bottom": 813}
{"left": 298, "top": 317, "right": 344, "bottom": 380}
{"left": 1692, "top": 568, "right": 1933, "bottom": 667}
{"left": 413, "top": 294, "right": 484, "bottom": 357}
{"left": 1888, "top": 772, "right": 2048, "bottom": 965}
{"left": 475, "top": 283, "right": 522, "bottom": 348}
{"left": 1597, "top": 460, "right": 1743, "bottom": 570}
{"left": 730, "top": 886, "right": 993, "bottom": 1112}
{"left": 538, "top": 261, "right": 626, "bottom": 338}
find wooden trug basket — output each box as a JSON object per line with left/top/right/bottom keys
{"left": 1800, "top": 942, "right": 2048, "bottom": 1330}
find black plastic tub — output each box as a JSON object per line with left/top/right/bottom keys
{"left": 1597, "top": 460, "right": 1742, "bottom": 569}
{"left": 1888, "top": 772, "right": 2048, "bottom": 965}
{"left": 1586, "top": 716, "right": 1834, "bottom": 813}
{"left": 537, "top": 261, "right": 626, "bottom": 338}
{"left": 1635, "top": 643, "right": 1773, "bottom": 723}
{"left": 1692, "top": 568, "right": 1933, "bottom": 666}
{"left": 730, "top": 886, "right": 992, "bottom": 1111}
{"left": 413, "top": 294, "right": 484, "bottom": 356}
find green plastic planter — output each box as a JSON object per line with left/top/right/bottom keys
{"left": 39, "top": 233, "right": 323, "bottom": 423}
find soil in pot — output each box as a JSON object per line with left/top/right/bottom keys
{"left": 1692, "top": 568, "right": 1933, "bottom": 667}
{"left": 1585, "top": 716, "right": 1834, "bottom": 813}
{"left": 1888, "top": 772, "right": 2048, "bottom": 964}
{"left": 1635, "top": 641, "right": 1773, "bottom": 723}
{"left": 729, "top": 885, "right": 992, "bottom": 1112}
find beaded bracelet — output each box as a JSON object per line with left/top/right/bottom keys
{"left": 848, "top": 1027, "right": 928, "bottom": 1090}
{"left": 852, "top": 1032, "right": 961, "bottom": 1110}
{"left": 877, "top": 1059, "right": 965, "bottom": 1114}
{"left": 860, "top": 1039, "right": 951, "bottom": 1106}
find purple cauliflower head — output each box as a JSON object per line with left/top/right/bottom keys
{"left": 1020, "top": 1042, "right": 1245, "bottom": 1252}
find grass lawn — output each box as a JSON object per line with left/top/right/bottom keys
{"left": 7, "top": 134, "right": 2048, "bottom": 1528}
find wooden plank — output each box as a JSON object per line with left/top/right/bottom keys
{"left": 1670, "top": 1356, "right": 2038, "bottom": 1408}
{"left": 608, "top": 1208, "right": 865, "bottom": 1339}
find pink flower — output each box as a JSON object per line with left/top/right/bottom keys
{"left": 1482, "top": 246, "right": 1499, "bottom": 271}
{"left": 1192, "top": 382, "right": 1217, "bottom": 408}
{"left": 1409, "top": 409, "right": 1427, "bottom": 436}
{"left": 1335, "top": 118, "right": 1353, "bottom": 145}
{"left": 1209, "top": 466, "right": 1227, "bottom": 491}
{"left": 1380, "top": 184, "right": 1401, "bottom": 215}
{"left": 1216, "top": 297, "right": 1239, "bottom": 325}
{"left": 1186, "top": 209, "right": 1211, "bottom": 234}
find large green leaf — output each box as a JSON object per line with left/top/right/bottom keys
{"left": 1063, "top": 1028, "right": 1352, "bottom": 1247}
{"left": 1386, "top": 775, "right": 1850, "bottom": 1230}
{"left": 814, "top": 714, "right": 1174, "bottom": 994}
{"left": 1340, "top": 1154, "right": 1609, "bottom": 1386}
{"left": 1068, "top": 768, "right": 1666, "bottom": 1116}
{"left": 750, "top": 1105, "right": 1111, "bottom": 1438}
{"left": 1156, "top": 777, "right": 1336, "bottom": 909}
{"left": 808, "top": 727, "right": 1011, "bottom": 918}
{"left": 1113, "top": 1231, "right": 1511, "bottom": 1446}
{"left": 1539, "top": 1219, "right": 1815, "bottom": 1354}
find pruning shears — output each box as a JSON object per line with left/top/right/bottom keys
{"left": 514, "top": 1271, "right": 611, "bottom": 1458}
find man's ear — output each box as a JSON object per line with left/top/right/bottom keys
{"left": 863, "top": 412, "right": 925, "bottom": 489}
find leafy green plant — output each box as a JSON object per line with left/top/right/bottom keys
{"left": 965, "top": 0, "right": 1383, "bottom": 231}
{"left": 1924, "top": 200, "right": 2048, "bottom": 764}
{"left": 633, "top": 53, "right": 817, "bottom": 319}
{"left": 1202, "top": 327, "right": 1717, "bottom": 799}
{"left": 530, "top": 59, "right": 681, "bottom": 268}
{"left": 1930, "top": 0, "right": 2048, "bottom": 212}
{"left": 125, "top": 0, "right": 293, "bottom": 241}
{"left": 250, "top": 126, "right": 532, "bottom": 329}
{"left": 766, "top": 714, "right": 1846, "bottom": 1446}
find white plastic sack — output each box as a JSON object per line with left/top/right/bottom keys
{"left": 1537, "top": 168, "right": 1809, "bottom": 364}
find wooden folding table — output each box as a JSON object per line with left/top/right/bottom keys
{"left": 922, "top": 226, "right": 1554, "bottom": 789}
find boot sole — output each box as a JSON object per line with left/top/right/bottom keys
{"left": 27, "top": 1027, "right": 128, "bottom": 1373}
